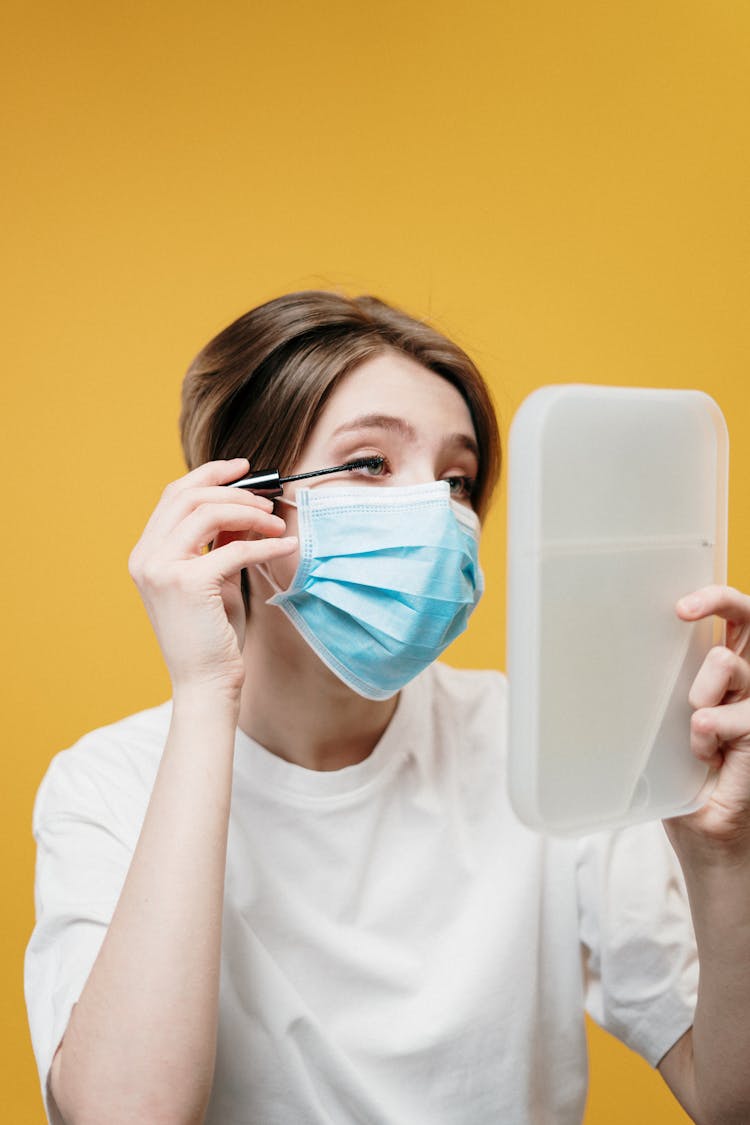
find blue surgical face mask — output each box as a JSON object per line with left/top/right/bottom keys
{"left": 258, "top": 480, "right": 484, "bottom": 700}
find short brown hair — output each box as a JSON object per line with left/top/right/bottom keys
{"left": 180, "top": 291, "right": 502, "bottom": 605}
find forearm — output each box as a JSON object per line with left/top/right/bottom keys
{"left": 667, "top": 824, "right": 750, "bottom": 1125}
{"left": 53, "top": 692, "right": 238, "bottom": 1125}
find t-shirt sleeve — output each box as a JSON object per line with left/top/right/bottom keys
{"left": 24, "top": 743, "right": 148, "bottom": 1124}
{"left": 576, "top": 820, "right": 699, "bottom": 1067}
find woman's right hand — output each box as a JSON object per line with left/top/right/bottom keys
{"left": 128, "top": 458, "right": 297, "bottom": 702}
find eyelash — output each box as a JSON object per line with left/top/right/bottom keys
{"left": 351, "top": 453, "right": 476, "bottom": 499}
{"left": 356, "top": 454, "right": 389, "bottom": 477}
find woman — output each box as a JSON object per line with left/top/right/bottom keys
{"left": 25, "top": 292, "right": 750, "bottom": 1124}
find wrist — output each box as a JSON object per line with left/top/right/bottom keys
{"left": 665, "top": 814, "right": 750, "bottom": 872}
{"left": 171, "top": 683, "right": 242, "bottom": 725}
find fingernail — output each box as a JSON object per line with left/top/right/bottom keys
{"left": 680, "top": 595, "right": 702, "bottom": 613}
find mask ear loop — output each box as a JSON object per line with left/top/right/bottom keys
{"left": 255, "top": 563, "right": 283, "bottom": 596}
{"left": 255, "top": 495, "right": 298, "bottom": 596}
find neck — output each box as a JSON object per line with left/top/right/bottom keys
{"left": 238, "top": 603, "right": 398, "bottom": 771}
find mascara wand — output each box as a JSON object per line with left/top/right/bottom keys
{"left": 227, "top": 457, "right": 384, "bottom": 497}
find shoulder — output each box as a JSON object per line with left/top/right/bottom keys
{"left": 413, "top": 662, "right": 507, "bottom": 763}
{"left": 577, "top": 818, "right": 690, "bottom": 887}
{"left": 424, "top": 661, "right": 507, "bottom": 720}
{"left": 575, "top": 819, "right": 695, "bottom": 948}
{"left": 34, "top": 701, "right": 172, "bottom": 833}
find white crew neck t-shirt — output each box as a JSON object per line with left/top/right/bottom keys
{"left": 25, "top": 664, "right": 698, "bottom": 1124}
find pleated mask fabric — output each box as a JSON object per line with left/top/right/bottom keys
{"left": 264, "top": 481, "right": 484, "bottom": 699}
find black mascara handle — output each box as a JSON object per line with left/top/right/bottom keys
{"left": 226, "top": 469, "right": 283, "bottom": 497}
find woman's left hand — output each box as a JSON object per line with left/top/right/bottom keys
{"left": 669, "top": 584, "right": 750, "bottom": 849}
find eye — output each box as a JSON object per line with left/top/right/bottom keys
{"left": 445, "top": 475, "right": 476, "bottom": 500}
{"left": 352, "top": 454, "right": 390, "bottom": 478}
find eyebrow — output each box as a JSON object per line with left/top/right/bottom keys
{"left": 331, "top": 413, "right": 480, "bottom": 460}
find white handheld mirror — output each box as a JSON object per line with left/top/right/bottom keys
{"left": 507, "top": 385, "right": 728, "bottom": 836}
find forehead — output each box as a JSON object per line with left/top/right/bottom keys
{"left": 315, "top": 351, "right": 476, "bottom": 436}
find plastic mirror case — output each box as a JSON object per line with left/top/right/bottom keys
{"left": 507, "top": 385, "right": 728, "bottom": 836}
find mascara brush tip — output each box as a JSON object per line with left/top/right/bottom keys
{"left": 347, "top": 456, "right": 384, "bottom": 472}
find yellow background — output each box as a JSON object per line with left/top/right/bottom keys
{"left": 3, "top": 1, "right": 749, "bottom": 1120}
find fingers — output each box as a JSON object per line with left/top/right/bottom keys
{"left": 130, "top": 460, "right": 297, "bottom": 589}
{"left": 144, "top": 466, "right": 275, "bottom": 542}
{"left": 677, "top": 584, "right": 750, "bottom": 660}
{"left": 171, "top": 502, "right": 287, "bottom": 557}
{"left": 691, "top": 698, "right": 750, "bottom": 764}
{"left": 676, "top": 585, "right": 750, "bottom": 626}
{"left": 200, "top": 534, "right": 298, "bottom": 583}
{"left": 688, "top": 642, "right": 750, "bottom": 766}
{"left": 164, "top": 485, "right": 275, "bottom": 537}
{"left": 167, "top": 458, "right": 251, "bottom": 493}
{"left": 135, "top": 460, "right": 281, "bottom": 554}
{"left": 688, "top": 646, "right": 750, "bottom": 709}
{"left": 675, "top": 587, "right": 750, "bottom": 814}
